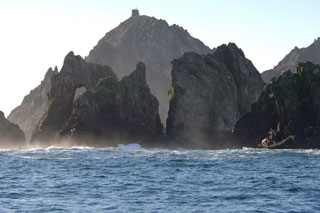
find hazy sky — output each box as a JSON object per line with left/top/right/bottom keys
{"left": 0, "top": 0, "right": 319, "bottom": 116}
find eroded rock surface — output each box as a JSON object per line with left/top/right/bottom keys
{"left": 166, "top": 43, "right": 265, "bottom": 148}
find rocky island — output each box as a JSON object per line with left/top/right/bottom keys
{"left": 3, "top": 9, "right": 320, "bottom": 150}
{"left": 233, "top": 62, "right": 320, "bottom": 149}
{"left": 8, "top": 9, "right": 212, "bottom": 146}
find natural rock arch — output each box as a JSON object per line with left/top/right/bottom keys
{"left": 31, "top": 52, "right": 117, "bottom": 144}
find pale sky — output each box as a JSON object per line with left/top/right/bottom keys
{"left": 0, "top": 0, "right": 319, "bottom": 116}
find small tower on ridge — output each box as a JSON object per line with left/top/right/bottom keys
{"left": 132, "top": 8, "right": 139, "bottom": 17}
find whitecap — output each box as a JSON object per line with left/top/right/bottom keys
{"left": 117, "top": 143, "right": 142, "bottom": 151}
{"left": 70, "top": 146, "right": 94, "bottom": 150}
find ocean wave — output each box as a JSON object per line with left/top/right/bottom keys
{"left": 117, "top": 143, "right": 143, "bottom": 151}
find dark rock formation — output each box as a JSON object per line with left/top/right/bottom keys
{"left": 166, "top": 43, "right": 265, "bottom": 149}
{"left": 7, "top": 67, "right": 58, "bottom": 142}
{"left": 86, "top": 12, "right": 212, "bottom": 123}
{"left": 0, "top": 111, "right": 26, "bottom": 148}
{"left": 31, "top": 52, "right": 117, "bottom": 145}
{"left": 262, "top": 37, "right": 320, "bottom": 83}
{"left": 60, "top": 62, "right": 164, "bottom": 147}
{"left": 233, "top": 62, "right": 320, "bottom": 149}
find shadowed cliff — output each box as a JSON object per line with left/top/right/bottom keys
{"left": 166, "top": 43, "right": 265, "bottom": 149}
{"left": 234, "top": 62, "right": 320, "bottom": 149}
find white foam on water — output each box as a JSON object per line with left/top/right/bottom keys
{"left": 302, "top": 149, "right": 320, "bottom": 155}
{"left": 70, "top": 146, "right": 94, "bottom": 150}
{"left": 117, "top": 143, "right": 142, "bottom": 151}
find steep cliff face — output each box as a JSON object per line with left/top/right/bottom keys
{"left": 31, "top": 52, "right": 117, "bottom": 145}
{"left": 262, "top": 37, "right": 320, "bottom": 83}
{"left": 233, "top": 62, "right": 320, "bottom": 149}
{"left": 166, "top": 43, "right": 265, "bottom": 149}
{"left": 0, "top": 111, "right": 26, "bottom": 148}
{"left": 86, "top": 13, "right": 212, "bottom": 123}
{"left": 7, "top": 67, "right": 58, "bottom": 142}
{"left": 60, "top": 62, "right": 164, "bottom": 147}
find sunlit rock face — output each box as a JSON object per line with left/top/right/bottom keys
{"left": 262, "top": 37, "right": 320, "bottom": 83}
{"left": 31, "top": 52, "right": 117, "bottom": 145}
{"left": 234, "top": 62, "right": 320, "bottom": 149}
{"left": 60, "top": 62, "right": 164, "bottom": 147}
{"left": 166, "top": 43, "right": 265, "bottom": 149}
{"left": 7, "top": 67, "right": 58, "bottom": 142}
{"left": 86, "top": 13, "right": 212, "bottom": 124}
{"left": 0, "top": 111, "right": 26, "bottom": 148}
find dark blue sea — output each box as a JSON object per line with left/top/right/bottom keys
{"left": 0, "top": 144, "right": 320, "bottom": 212}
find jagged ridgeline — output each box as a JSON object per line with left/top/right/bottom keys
{"left": 166, "top": 43, "right": 265, "bottom": 149}
{"left": 262, "top": 37, "right": 320, "bottom": 83}
{"left": 6, "top": 10, "right": 270, "bottom": 149}
{"left": 8, "top": 9, "right": 211, "bottom": 143}
{"left": 234, "top": 62, "right": 320, "bottom": 149}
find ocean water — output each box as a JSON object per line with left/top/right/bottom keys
{"left": 0, "top": 144, "right": 320, "bottom": 212}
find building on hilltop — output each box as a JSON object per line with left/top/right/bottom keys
{"left": 132, "top": 9, "right": 139, "bottom": 17}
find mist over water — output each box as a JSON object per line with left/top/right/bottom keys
{"left": 0, "top": 144, "right": 320, "bottom": 212}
